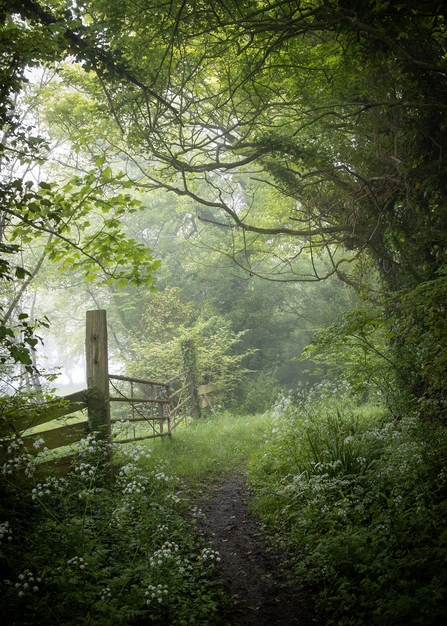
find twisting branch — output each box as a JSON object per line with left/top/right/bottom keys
{"left": 16, "top": 0, "right": 181, "bottom": 120}
{"left": 3, "top": 234, "right": 52, "bottom": 324}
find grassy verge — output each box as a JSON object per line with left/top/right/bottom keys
{"left": 0, "top": 432, "right": 229, "bottom": 626}
{"left": 8, "top": 391, "right": 446, "bottom": 626}
{"left": 130, "top": 411, "right": 271, "bottom": 486}
{"left": 0, "top": 410, "right": 270, "bottom": 626}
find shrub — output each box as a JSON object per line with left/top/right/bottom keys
{"left": 238, "top": 370, "right": 281, "bottom": 415}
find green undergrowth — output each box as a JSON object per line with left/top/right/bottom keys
{"left": 247, "top": 383, "right": 447, "bottom": 626}
{"left": 5, "top": 393, "right": 446, "bottom": 626}
{"left": 0, "top": 434, "right": 227, "bottom": 626}
{"left": 0, "top": 411, "right": 269, "bottom": 626}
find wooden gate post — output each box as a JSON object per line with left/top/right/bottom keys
{"left": 85, "top": 310, "right": 111, "bottom": 445}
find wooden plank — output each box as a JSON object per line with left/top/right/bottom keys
{"left": 200, "top": 391, "right": 223, "bottom": 408}
{"left": 109, "top": 396, "right": 169, "bottom": 404}
{"left": 201, "top": 393, "right": 219, "bottom": 416}
{"left": 114, "top": 432, "right": 170, "bottom": 444}
{"left": 20, "top": 421, "right": 89, "bottom": 451}
{"left": 170, "top": 409, "right": 192, "bottom": 430}
{"left": 169, "top": 381, "right": 192, "bottom": 398}
{"left": 109, "top": 373, "right": 168, "bottom": 387}
{"left": 39, "top": 454, "right": 77, "bottom": 476}
{"left": 62, "top": 390, "right": 86, "bottom": 404}
{"left": 169, "top": 394, "right": 192, "bottom": 416}
{"left": 111, "top": 417, "right": 166, "bottom": 423}
{"left": 198, "top": 383, "right": 224, "bottom": 396}
{"left": 0, "top": 392, "right": 87, "bottom": 437}
{"left": 47, "top": 400, "right": 87, "bottom": 420}
{"left": 11, "top": 453, "right": 79, "bottom": 479}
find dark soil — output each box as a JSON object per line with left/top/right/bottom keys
{"left": 191, "top": 473, "right": 319, "bottom": 626}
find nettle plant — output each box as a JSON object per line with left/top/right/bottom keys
{"left": 0, "top": 435, "right": 224, "bottom": 626}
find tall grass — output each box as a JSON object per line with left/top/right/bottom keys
{"left": 128, "top": 411, "right": 270, "bottom": 485}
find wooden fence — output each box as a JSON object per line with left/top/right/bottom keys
{"left": 0, "top": 310, "right": 222, "bottom": 474}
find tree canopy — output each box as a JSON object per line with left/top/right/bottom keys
{"left": 11, "top": 0, "right": 445, "bottom": 290}
{"left": 2, "top": 0, "right": 447, "bottom": 415}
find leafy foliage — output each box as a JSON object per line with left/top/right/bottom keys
{"left": 301, "top": 305, "right": 397, "bottom": 402}
{"left": 389, "top": 271, "right": 447, "bottom": 421}
{"left": 0, "top": 3, "right": 161, "bottom": 377}
{"left": 0, "top": 436, "right": 225, "bottom": 625}
{"left": 249, "top": 386, "right": 447, "bottom": 625}
{"left": 126, "top": 288, "right": 255, "bottom": 403}
{"left": 303, "top": 268, "right": 447, "bottom": 422}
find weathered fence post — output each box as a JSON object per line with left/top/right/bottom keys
{"left": 158, "top": 393, "right": 164, "bottom": 435}
{"left": 85, "top": 310, "right": 111, "bottom": 451}
{"left": 180, "top": 338, "right": 201, "bottom": 418}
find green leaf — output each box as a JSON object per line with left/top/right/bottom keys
{"left": 15, "top": 266, "right": 29, "bottom": 279}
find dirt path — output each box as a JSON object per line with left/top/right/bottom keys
{"left": 192, "top": 474, "right": 318, "bottom": 626}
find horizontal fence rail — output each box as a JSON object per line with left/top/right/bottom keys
{"left": 0, "top": 390, "right": 88, "bottom": 473}
{"left": 0, "top": 376, "right": 223, "bottom": 467}
{"left": 0, "top": 377, "right": 225, "bottom": 475}
{"left": 0, "top": 390, "right": 87, "bottom": 436}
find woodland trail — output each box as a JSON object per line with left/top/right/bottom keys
{"left": 192, "top": 473, "right": 319, "bottom": 626}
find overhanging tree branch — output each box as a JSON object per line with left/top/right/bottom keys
{"left": 15, "top": 0, "right": 182, "bottom": 119}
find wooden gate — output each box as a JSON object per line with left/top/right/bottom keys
{"left": 0, "top": 310, "right": 207, "bottom": 473}
{"left": 108, "top": 374, "right": 171, "bottom": 443}
{"left": 87, "top": 309, "right": 198, "bottom": 444}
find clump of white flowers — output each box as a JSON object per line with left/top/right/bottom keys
{"left": 73, "top": 462, "right": 97, "bottom": 478}
{"left": 198, "top": 547, "right": 221, "bottom": 565}
{"left": 149, "top": 541, "right": 180, "bottom": 567}
{"left": 145, "top": 584, "right": 168, "bottom": 605}
{"left": 14, "top": 571, "right": 41, "bottom": 597}
{"left": 0, "top": 520, "right": 12, "bottom": 542}
{"left": 67, "top": 556, "right": 86, "bottom": 570}
{"left": 99, "top": 587, "right": 112, "bottom": 601}
{"left": 154, "top": 470, "right": 170, "bottom": 482}
{"left": 31, "top": 476, "right": 67, "bottom": 500}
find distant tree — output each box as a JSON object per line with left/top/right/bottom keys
{"left": 125, "top": 287, "right": 255, "bottom": 404}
